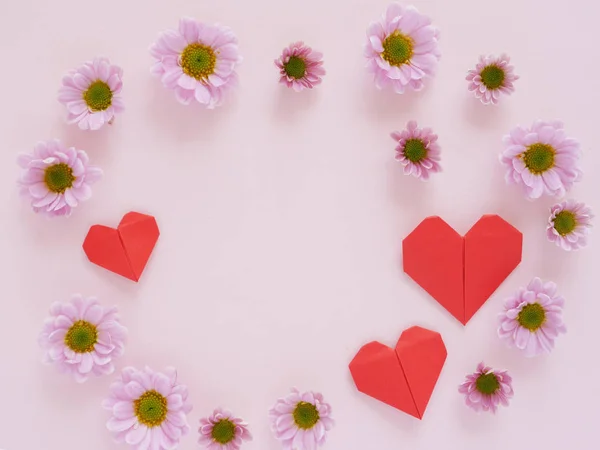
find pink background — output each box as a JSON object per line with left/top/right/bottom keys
{"left": 1, "top": 0, "right": 599, "bottom": 449}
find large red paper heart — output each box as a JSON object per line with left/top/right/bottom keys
{"left": 83, "top": 212, "right": 159, "bottom": 282}
{"left": 402, "top": 215, "right": 522, "bottom": 325}
{"left": 349, "top": 326, "right": 447, "bottom": 419}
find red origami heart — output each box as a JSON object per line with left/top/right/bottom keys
{"left": 83, "top": 212, "right": 160, "bottom": 282}
{"left": 349, "top": 326, "right": 447, "bottom": 419}
{"left": 402, "top": 215, "right": 522, "bottom": 325}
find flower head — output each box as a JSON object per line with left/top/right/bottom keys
{"left": 17, "top": 140, "right": 102, "bottom": 217}
{"left": 500, "top": 120, "right": 582, "bottom": 199}
{"left": 392, "top": 120, "right": 441, "bottom": 180}
{"left": 150, "top": 17, "right": 242, "bottom": 109}
{"left": 275, "top": 42, "right": 325, "bottom": 92}
{"left": 498, "top": 277, "right": 567, "bottom": 357}
{"left": 269, "top": 388, "right": 334, "bottom": 450}
{"left": 458, "top": 363, "right": 513, "bottom": 413}
{"left": 365, "top": 3, "right": 440, "bottom": 93}
{"left": 547, "top": 200, "right": 593, "bottom": 251}
{"left": 38, "top": 294, "right": 127, "bottom": 383}
{"left": 466, "top": 54, "right": 518, "bottom": 104}
{"left": 103, "top": 366, "right": 193, "bottom": 449}
{"left": 58, "top": 57, "right": 124, "bottom": 130}
{"left": 198, "top": 408, "right": 252, "bottom": 449}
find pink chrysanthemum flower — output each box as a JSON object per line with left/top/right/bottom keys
{"left": 458, "top": 363, "right": 513, "bottom": 413}
{"left": 498, "top": 277, "right": 567, "bottom": 357}
{"left": 198, "top": 408, "right": 252, "bottom": 449}
{"left": 150, "top": 17, "right": 242, "bottom": 109}
{"left": 500, "top": 120, "right": 582, "bottom": 199}
{"left": 17, "top": 139, "right": 102, "bottom": 217}
{"left": 58, "top": 57, "right": 124, "bottom": 130}
{"left": 466, "top": 54, "right": 518, "bottom": 105}
{"left": 275, "top": 42, "right": 325, "bottom": 92}
{"left": 365, "top": 3, "right": 440, "bottom": 93}
{"left": 38, "top": 294, "right": 127, "bottom": 383}
{"left": 547, "top": 200, "right": 594, "bottom": 251}
{"left": 269, "top": 388, "right": 334, "bottom": 450}
{"left": 103, "top": 366, "right": 193, "bottom": 450}
{"left": 392, "top": 120, "right": 441, "bottom": 180}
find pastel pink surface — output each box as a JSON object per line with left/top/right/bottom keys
{"left": 1, "top": 1, "right": 599, "bottom": 450}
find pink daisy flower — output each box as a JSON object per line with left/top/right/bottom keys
{"left": 275, "top": 42, "right": 325, "bottom": 91}
{"left": 198, "top": 408, "right": 252, "bottom": 449}
{"left": 17, "top": 139, "right": 102, "bottom": 217}
{"left": 103, "top": 366, "right": 193, "bottom": 450}
{"left": 269, "top": 388, "right": 334, "bottom": 450}
{"left": 458, "top": 363, "right": 513, "bottom": 413}
{"left": 365, "top": 3, "right": 440, "bottom": 93}
{"left": 392, "top": 120, "right": 441, "bottom": 180}
{"left": 58, "top": 57, "right": 124, "bottom": 130}
{"left": 547, "top": 200, "right": 594, "bottom": 251}
{"left": 38, "top": 294, "right": 127, "bottom": 383}
{"left": 466, "top": 54, "right": 518, "bottom": 104}
{"left": 498, "top": 277, "right": 567, "bottom": 357}
{"left": 150, "top": 17, "right": 242, "bottom": 109}
{"left": 500, "top": 120, "right": 582, "bottom": 199}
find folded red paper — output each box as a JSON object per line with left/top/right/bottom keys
{"left": 83, "top": 212, "right": 159, "bottom": 282}
{"left": 402, "top": 215, "right": 522, "bottom": 325}
{"left": 349, "top": 326, "right": 447, "bottom": 419}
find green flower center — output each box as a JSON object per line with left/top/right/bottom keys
{"left": 403, "top": 139, "right": 428, "bottom": 163}
{"left": 475, "top": 372, "right": 500, "bottom": 395}
{"left": 522, "top": 143, "right": 555, "bottom": 174}
{"left": 284, "top": 56, "right": 307, "bottom": 79}
{"left": 134, "top": 390, "right": 168, "bottom": 427}
{"left": 44, "top": 163, "right": 75, "bottom": 194}
{"left": 181, "top": 43, "right": 216, "bottom": 80}
{"left": 64, "top": 320, "right": 98, "bottom": 353}
{"left": 293, "top": 401, "right": 320, "bottom": 430}
{"left": 211, "top": 419, "right": 236, "bottom": 444}
{"left": 480, "top": 65, "right": 505, "bottom": 90}
{"left": 382, "top": 32, "right": 414, "bottom": 66}
{"left": 517, "top": 302, "right": 546, "bottom": 331}
{"left": 83, "top": 80, "right": 113, "bottom": 111}
{"left": 553, "top": 210, "right": 578, "bottom": 236}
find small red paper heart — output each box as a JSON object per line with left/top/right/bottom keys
{"left": 402, "top": 215, "right": 522, "bottom": 324}
{"left": 83, "top": 212, "right": 159, "bottom": 282}
{"left": 349, "top": 326, "right": 447, "bottom": 419}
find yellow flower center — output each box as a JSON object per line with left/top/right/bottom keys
{"left": 64, "top": 320, "right": 98, "bottom": 353}
{"left": 181, "top": 43, "right": 217, "bottom": 80}
{"left": 553, "top": 210, "right": 577, "bottom": 236}
{"left": 403, "top": 138, "right": 428, "bottom": 163}
{"left": 521, "top": 143, "right": 555, "bottom": 174}
{"left": 475, "top": 372, "right": 500, "bottom": 395}
{"left": 480, "top": 65, "right": 505, "bottom": 90}
{"left": 211, "top": 419, "right": 236, "bottom": 444}
{"left": 293, "top": 401, "right": 320, "bottom": 430}
{"left": 83, "top": 80, "right": 113, "bottom": 111}
{"left": 134, "top": 390, "right": 168, "bottom": 427}
{"left": 284, "top": 56, "right": 307, "bottom": 79}
{"left": 517, "top": 302, "right": 546, "bottom": 331}
{"left": 382, "top": 31, "right": 414, "bottom": 66}
{"left": 44, "top": 163, "right": 75, "bottom": 193}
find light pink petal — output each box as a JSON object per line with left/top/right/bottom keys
{"left": 194, "top": 84, "right": 211, "bottom": 104}
{"left": 107, "top": 416, "right": 137, "bottom": 432}
{"left": 125, "top": 426, "right": 148, "bottom": 445}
